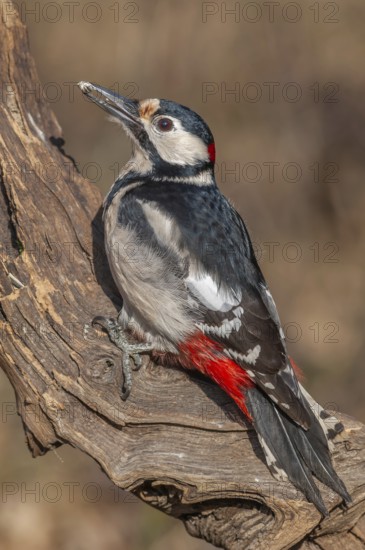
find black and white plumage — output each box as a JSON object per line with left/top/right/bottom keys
{"left": 79, "top": 81, "right": 350, "bottom": 515}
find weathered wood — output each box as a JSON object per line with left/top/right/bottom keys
{"left": 0, "top": 2, "right": 364, "bottom": 548}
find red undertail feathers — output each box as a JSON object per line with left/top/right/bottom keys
{"left": 179, "top": 332, "right": 254, "bottom": 420}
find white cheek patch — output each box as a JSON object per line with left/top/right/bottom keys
{"left": 143, "top": 118, "right": 210, "bottom": 166}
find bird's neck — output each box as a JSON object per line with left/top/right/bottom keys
{"left": 120, "top": 145, "right": 215, "bottom": 183}
{"left": 104, "top": 146, "right": 216, "bottom": 210}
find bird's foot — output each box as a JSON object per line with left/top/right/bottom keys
{"left": 92, "top": 316, "right": 153, "bottom": 400}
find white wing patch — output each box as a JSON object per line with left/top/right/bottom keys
{"left": 196, "top": 300, "right": 244, "bottom": 339}
{"left": 186, "top": 272, "right": 241, "bottom": 312}
{"left": 225, "top": 345, "right": 261, "bottom": 365}
{"left": 243, "top": 345, "right": 261, "bottom": 365}
{"left": 197, "top": 316, "right": 242, "bottom": 339}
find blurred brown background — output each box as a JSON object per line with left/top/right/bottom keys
{"left": 1, "top": 0, "right": 365, "bottom": 548}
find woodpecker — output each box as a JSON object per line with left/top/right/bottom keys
{"left": 78, "top": 81, "right": 350, "bottom": 515}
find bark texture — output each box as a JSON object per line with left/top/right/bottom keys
{"left": 0, "top": 2, "right": 364, "bottom": 548}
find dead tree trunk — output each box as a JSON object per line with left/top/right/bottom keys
{"left": 0, "top": 3, "right": 364, "bottom": 549}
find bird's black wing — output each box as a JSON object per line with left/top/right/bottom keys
{"left": 180, "top": 192, "right": 312, "bottom": 428}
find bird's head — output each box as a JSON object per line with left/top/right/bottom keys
{"left": 78, "top": 81, "right": 215, "bottom": 179}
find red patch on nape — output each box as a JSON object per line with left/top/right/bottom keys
{"left": 207, "top": 142, "right": 216, "bottom": 163}
{"left": 289, "top": 355, "right": 304, "bottom": 382}
{"left": 179, "top": 332, "right": 254, "bottom": 420}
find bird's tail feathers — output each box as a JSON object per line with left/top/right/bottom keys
{"left": 245, "top": 387, "right": 351, "bottom": 516}
{"left": 298, "top": 383, "right": 344, "bottom": 450}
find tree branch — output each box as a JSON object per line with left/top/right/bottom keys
{"left": 0, "top": 3, "right": 364, "bottom": 548}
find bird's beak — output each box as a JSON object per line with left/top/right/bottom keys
{"left": 78, "top": 81, "right": 141, "bottom": 127}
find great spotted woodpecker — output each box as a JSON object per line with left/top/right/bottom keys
{"left": 78, "top": 81, "right": 350, "bottom": 515}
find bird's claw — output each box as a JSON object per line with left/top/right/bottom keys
{"left": 92, "top": 315, "right": 117, "bottom": 332}
{"left": 92, "top": 315, "right": 152, "bottom": 399}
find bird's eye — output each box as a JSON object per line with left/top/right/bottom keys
{"left": 156, "top": 117, "right": 174, "bottom": 132}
